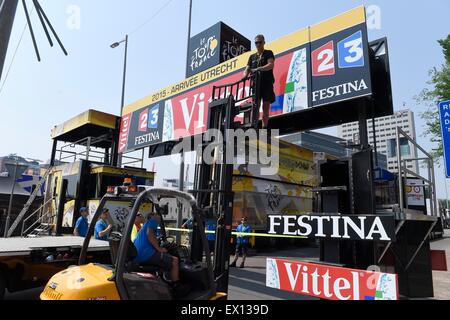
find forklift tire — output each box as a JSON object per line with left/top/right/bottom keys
{"left": 0, "top": 271, "right": 6, "bottom": 300}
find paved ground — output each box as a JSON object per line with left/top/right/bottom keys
{"left": 430, "top": 230, "right": 450, "bottom": 300}
{"left": 4, "top": 234, "right": 450, "bottom": 301}
{"left": 228, "top": 245, "right": 319, "bottom": 300}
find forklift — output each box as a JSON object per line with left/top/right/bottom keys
{"left": 40, "top": 74, "right": 262, "bottom": 300}
{"left": 41, "top": 186, "right": 225, "bottom": 300}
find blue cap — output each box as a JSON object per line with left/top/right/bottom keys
{"left": 79, "top": 207, "right": 87, "bottom": 213}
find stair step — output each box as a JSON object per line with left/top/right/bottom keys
{"left": 240, "top": 123, "right": 256, "bottom": 130}
{"left": 239, "top": 103, "right": 254, "bottom": 111}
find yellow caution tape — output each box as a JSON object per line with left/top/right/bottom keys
{"left": 164, "top": 227, "right": 307, "bottom": 239}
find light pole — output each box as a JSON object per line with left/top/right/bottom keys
{"left": 4, "top": 159, "right": 18, "bottom": 237}
{"left": 111, "top": 34, "right": 129, "bottom": 167}
{"left": 179, "top": 0, "right": 193, "bottom": 192}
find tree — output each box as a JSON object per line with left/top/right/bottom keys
{"left": 416, "top": 35, "right": 450, "bottom": 161}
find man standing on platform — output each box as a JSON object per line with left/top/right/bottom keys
{"left": 244, "top": 34, "right": 276, "bottom": 129}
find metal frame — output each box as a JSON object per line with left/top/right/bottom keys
{"left": 21, "top": 196, "right": 55, "bottom": 236}
{"left": 56, "top": 136, "right": 110, "bottom": 164}
{"left": 374, "top": 127, "right": 441, "bottom": 273}
{"left": 396, "top": 127, "right": 438, "bottom": 217}
{"left": 211, "top": 72, "right": 261, "bottom": 128}
{"left": 54, "top": 134, "right": 146, "bottom": 168}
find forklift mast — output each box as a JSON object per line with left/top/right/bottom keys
{"left": 191, "top": 73, "right": 261, "bottom": 293}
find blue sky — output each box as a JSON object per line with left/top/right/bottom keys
{"left": 0, "top": 0, "right": 449, "bottom": 196}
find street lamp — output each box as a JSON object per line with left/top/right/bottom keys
{"left": 110, "top": 34, "right": 128, "bottom": 167}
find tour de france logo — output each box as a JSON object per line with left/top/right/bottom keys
{"left": 190, "top": 36, "right": 219, "bottom": 72}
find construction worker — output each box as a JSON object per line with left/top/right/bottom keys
{"left": 94, "top": 209, "right": 113, "bottom": 241}
{"left": 244, "top": 34, "right": 276, "bottom": 129}
{"left": 74, "top": 207, "right": 89, "bottom": 238}
{"left": 230, "top": 217, "right": 252, "bottom": 268}
{"left": 131, "top": 213, "right": 144, "bottom": 242}
{"left": 134, "top": 212, "right": 181, "bottom": 287}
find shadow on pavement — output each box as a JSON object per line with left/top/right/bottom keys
{"left": 229, "top": 268, "right": 314, "bottom": 300}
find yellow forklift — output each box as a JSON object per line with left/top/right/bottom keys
{"left": 41, "top": 187, "right": 226, "bottom": 300}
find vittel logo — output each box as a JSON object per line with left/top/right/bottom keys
{"left": 283, "top": 262, "right": 361, "bottom": 300}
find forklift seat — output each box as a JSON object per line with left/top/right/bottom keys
{"left": 108, "top": 231, "right": 162, "bottom": 274}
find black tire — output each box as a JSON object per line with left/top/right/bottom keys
{"left": 0, "top": 271, "right": 5, "bottom": 300}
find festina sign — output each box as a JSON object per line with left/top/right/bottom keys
{"left": 266, "top": 258, "right": 399, "bottom": 300}
{"left": 267, "top": 214, "right": 396, "bottom": 242}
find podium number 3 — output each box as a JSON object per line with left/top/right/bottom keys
{"left": 338, "top": 31, "right": 365, "bottom": 68}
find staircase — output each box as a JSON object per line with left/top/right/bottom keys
{"left": 6, "top": 166, "right": 52, "bottom": 238}
{"left": 21, "top": 202, "right": 56, "bottom": 238}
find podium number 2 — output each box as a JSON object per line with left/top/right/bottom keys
{"left": 312, "top": 41, "right": 335, "bottom": 76}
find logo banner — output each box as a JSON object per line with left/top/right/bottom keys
{"left": 267, "top": 214, "right": 396, "bottom": 242}
{"left": 266, "top": 258, "right": 399, "bottom": 300}
{"left": 120, "top": 7, "right": 372, "bottom": 153}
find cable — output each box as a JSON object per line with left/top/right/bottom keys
{"left": 0, "top": 7, "right": 35, "bottom": 96}
{"left": 0, "top": 0, "right": 174, "bottom": 96}
{"left": 128, "top": 0, "right": 175, "bottom": 36}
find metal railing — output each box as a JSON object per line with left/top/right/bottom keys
{"left": 121, "top": 149, "right": 146, "bottom": 169}
{"left": 57, "top": 135, "right": 113, "bottom": 164}
{"left": 212, "top": 72, "right": 260, "bottom": 105}
{"left": 396, "top": 127, "right": 439, "bottom": 217}
{"left": 211, "top": 72, "right": 261, "bottom": 128}
{"left": 56, "top": 135, "right": 146, "bottom": 169}
{"left": 21, "top": 197, "right": 55, "bottom": 237}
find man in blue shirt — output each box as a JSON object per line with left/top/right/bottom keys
{"left": 230, "top": 217, "right": 252, "bottom": 268}
{"left": 134, "top": 212, "right": 180, "bottom": 283}
{"left": 95, "top": 209, "right": 113, "bottom": 241}
{"left": 74, "top": 207, "right": 89, "bottom": 238}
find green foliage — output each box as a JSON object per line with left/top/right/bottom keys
{"left": 416, "top": 35, "right": 450, "bottom": 160}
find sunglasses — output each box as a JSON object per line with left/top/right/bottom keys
{"left": 255, "top": 41, "right": 263, "bottom": 45}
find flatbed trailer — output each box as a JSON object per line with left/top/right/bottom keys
{"left": 0, "top": 236, "right": 111, "bottom": 299}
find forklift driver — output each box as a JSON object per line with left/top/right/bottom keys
{"left": 133, "top": 212, "right": 181, "bottom": 285}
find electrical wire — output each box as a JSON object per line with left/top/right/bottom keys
{"left": 0, "top": 7, "right": 35, "bottom": 97}
{"left": 128, "top": 0, "right": 174, "bottom": 36}
{"left": 0, "top": 0, "right": 174, "bottom": 96}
